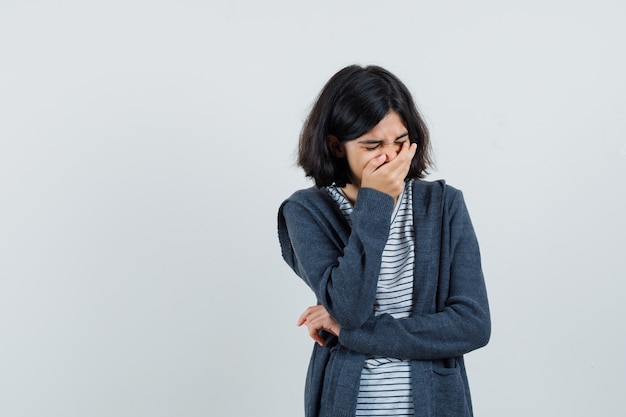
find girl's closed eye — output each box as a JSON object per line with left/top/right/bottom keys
{"left": 365, "top": 140, "right": 406, "bottom": 151}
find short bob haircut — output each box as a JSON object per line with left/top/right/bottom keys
{"left": 298, "top": 65, "right": 432, "bottom": 188}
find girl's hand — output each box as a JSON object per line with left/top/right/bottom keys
{"left": 361, "top": 141, "right": 417, "bottom": 199}
{"left": 297, "top": 305, "right": 341, "bottom": 346}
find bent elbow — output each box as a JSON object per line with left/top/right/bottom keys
{"left": 478, "top": 322, "right": 491, "bottom": 349}
{"left": 472, "top": 311, "right": 491, "bottom": 349}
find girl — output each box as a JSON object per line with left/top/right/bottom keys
{"left": 277, "top": 65, "right": 490, "bottom": 417}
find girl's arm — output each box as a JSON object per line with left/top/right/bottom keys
{"left": 338, "top": 190, "right": 490, "bottom": 360}
{"left": 338, "top": 295, "right": 489, "bottom": 360}
{"left": 281, "top": 188, "right": 394, "bottom": 329}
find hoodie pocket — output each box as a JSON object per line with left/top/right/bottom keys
{"left": 430, "top": 359, "right": 471, "bottom": 417}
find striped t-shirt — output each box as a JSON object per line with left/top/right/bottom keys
{"left": 326, "top": 180, "right": 415, "bottom": 416}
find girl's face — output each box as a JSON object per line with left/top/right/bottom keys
{"left": 330, "top": 110, "right": 409, "bottom": 188}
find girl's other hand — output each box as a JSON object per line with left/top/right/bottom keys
{"left": 297, "top": 305, "right": 341, "bottom": 346}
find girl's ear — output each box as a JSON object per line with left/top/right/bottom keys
{"left": 327, "top": 135, "right": 345, "bottom": 158}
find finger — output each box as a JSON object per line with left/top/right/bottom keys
{"left": 308, "top": 326, "right": 325, "bottom": 346}
{"left": 301, "top": 314, "right": 325, "bottom": 331}
{"left": 393, "top": 141, "right": 414, "bottom": 166}
{"left": 308, "top": 316, "right": 336, "bottom": 335}
{"left": 305, "top": 307, "right": 327, "bottom": 321}
{"left": 386, "top": 141, "right": 416, "bottom": 176}
{"left": 397, "top": 142, "right": 417, "bottom": 169}
{"left": 302, "top": 308, "right": 328, "bottom": 325}
{"left": 297, "top": 305, "right": 318, "bottom": 326}
{"left": 298, "top": 305, "right": 329, "bottom": 327}
{"left": 363, "top": 154, "right": 386, "bottom": 175}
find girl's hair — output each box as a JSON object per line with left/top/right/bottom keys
{"left": 298, "top": 65, "right": 432, "bottom": 187}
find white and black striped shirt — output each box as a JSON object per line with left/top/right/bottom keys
{"left": 326, "top": 181, "right": 415, "bottom": 416}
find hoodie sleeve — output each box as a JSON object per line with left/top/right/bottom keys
{"left": 279, "top": 187, "right": 394, "bottom": 330}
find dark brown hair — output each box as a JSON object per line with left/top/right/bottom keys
{"left": 298, "top": 65, "right": 432, "bottom": 187}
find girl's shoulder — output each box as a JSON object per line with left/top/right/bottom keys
{"left": 280, "top": 186, "right": 338, "bottom": 215}
{"left": 412, "top": 178, "right": 458, "bottom": 195}
{"left": 284, "top": 186, "right": 328, "bottom": 203}
{"left": 411, "top": 179, "right": 466, "bottom": 212}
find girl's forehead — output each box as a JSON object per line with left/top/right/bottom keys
{"left": 360, "top": 111, "right": 406, "bottom": 136}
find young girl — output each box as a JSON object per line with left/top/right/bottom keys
{"left": 278, "top": 65, "right": 490, "bottom": 417}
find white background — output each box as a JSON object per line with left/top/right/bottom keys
{"left": 1, "top": 1, "right": 625, "bottom": 416}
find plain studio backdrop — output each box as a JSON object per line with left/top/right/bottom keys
{"left": 1, "top": 1, "right": 624, "bottom": 416}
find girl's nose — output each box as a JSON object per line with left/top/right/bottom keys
{"left": 381, "top": 143, "right": 401, "bottom": 161}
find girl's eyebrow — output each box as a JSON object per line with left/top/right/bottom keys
{"left": 396, "top": 133, "right": 409, "bottom": 140}
{"left": 357, "top": 132, "right": 409, "bottom": 144}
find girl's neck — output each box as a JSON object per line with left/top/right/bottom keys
{"left": 341, "top": 183, "right": 359, "bottom": 206}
